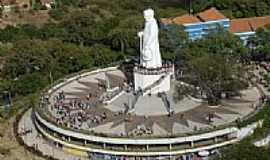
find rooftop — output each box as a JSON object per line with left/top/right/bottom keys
{"left": 197, "top": 7, "right": 227, "bottom": 22}
{"left": 229, "top": 18, "right": 253, "bottom": 33}
{"left": 229, "top": 16, "right": 270, "bottom": 33}
{"left": 249, "top": 16, "right": 270, "bottom": 31}
{"left": 160, "top": 7, "right": 227, "bottom": 26}
{"left": 161, "top": 8, "right": 270, "bottom": 34}
{"left": 171, "top": 14, "right": 201, "bottom": 25}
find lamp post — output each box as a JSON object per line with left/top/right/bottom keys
{"left": 3, "top": 90, "right": 12, "bottom": 115}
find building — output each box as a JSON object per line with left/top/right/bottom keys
{"left": 0, "top": 0, "right": 16, "bottom": 12}
{"left": 161, "top": 7, "right": 270, "bottom": 43}
{"left": 0, "top": 0, "right": 31, "bottom": 12}
{"left": 230, "top": 16, "right": 270, "bottom": 43}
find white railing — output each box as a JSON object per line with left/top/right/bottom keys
{"left": 35, "top": 111, "right": 238, "bottom": 145}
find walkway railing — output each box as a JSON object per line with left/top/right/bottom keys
{"left": 134, "top": 64, "right": 174, "bottom": 75}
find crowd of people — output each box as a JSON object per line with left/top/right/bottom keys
{"left": 128, "top": 125, "right": 153, "bottom": 137}
{"left": 43, "top": 89, "right": 111, "bottom": 131}
{"left": 40, "top": 87, "right": 158, "bottom": 137}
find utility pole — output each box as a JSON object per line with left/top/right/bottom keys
{"left": 185, "top": 0, "right": 187, "bottom": 11}
{"left": 189, "top": 0, "right": 193, "bottom": 15}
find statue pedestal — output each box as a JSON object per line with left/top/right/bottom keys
{"left": 133, "top": 64, "right": 174, "bottom": 95}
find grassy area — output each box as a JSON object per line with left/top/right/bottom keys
{"left": 0, "top": 92, "right": 47, "bottom": 160}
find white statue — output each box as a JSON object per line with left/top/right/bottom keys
{"left": 138, "top": 9, "right": 162, "bottom": 68}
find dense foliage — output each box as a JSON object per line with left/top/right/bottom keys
{"left": 214, "top": 103, "right": 270, "bottom": 160}
{"left": 189, "top": 0, "right": 270, "bottom": 18}
{"left": 0, "top": 0, "right": 191, "bottom": 98}
{"left": 248, "top": 27, "right": 270, "bottom": 61}
{"left": 215, "top": 140, "right": 270, "bottom": 160}
{"left": 174, "top": 29, "right": 248, "bottom": 105}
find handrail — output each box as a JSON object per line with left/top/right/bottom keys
{"left": 160, "top": 92, "right": 172, "bottom": 114}
{"left": 34, "top": 110, "right": 238, "bottom": 145}
{"left": 142, "top": 74, "right": 168, "bottom": 94}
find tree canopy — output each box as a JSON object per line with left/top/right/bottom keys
{"left": 175, "top": 30, "right": 248, "bottom": 105}
{"left": 248, "top": 26, "right": 270, "bottom": 61}
{"left": 190, "top": 0, "right": 270, "bottom": 18}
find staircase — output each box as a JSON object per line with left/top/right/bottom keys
{"left": 160, "top": 92, "right": 173, "bottom": 114}
{"left": 142, "top": 74, "right": 168, "bottom": 95}
{"left": 130, "top": 89, "right": 143, "bottom": 110}
{"left": 129, "top": 73, "right": 170, "bottom": 111}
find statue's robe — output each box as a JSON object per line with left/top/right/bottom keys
{"left": 141, "top": 18, "right": 162, "bottom": 68}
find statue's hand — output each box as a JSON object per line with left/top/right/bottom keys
{"left": 137, "top": 31, "right": 143, "bottom": 38}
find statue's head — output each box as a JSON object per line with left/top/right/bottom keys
{"left": 144, "top": 9, "right": 154, "bottom": 22}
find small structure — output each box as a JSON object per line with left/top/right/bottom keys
{"left": 40, "top": 0, "right": 54, "bottom": 9}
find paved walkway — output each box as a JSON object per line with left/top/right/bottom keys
{"left": 66, "top": 86, "right": 260, "bottom": 136}
{"left": 18, "top": 108, "right": 89, "bottom": 160}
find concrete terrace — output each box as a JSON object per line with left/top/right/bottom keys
{"left": 40, "top": 68, "right": 261, "bottom": 137}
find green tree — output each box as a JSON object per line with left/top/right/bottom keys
{"left": 114, "top": 15, "right": 144, "bottom": 56}
{"left": 14, "top": 72, "right": 48, "bottom": 95}
{"left": 175, "top": 30, "right": 248, "bottom": 105}
{"left": 90, "top": 44, "right": 118, "bottom": 67}
{"left": 215, "top": 140, "right": 270, "bottom": 160}
{"left": 45, "top": 39, "right": 93, "bottom": 77}
{"left": 248, "top": 26, "right": 270, "bottom": 61}
{"left": 187, "top": 54, "right": 247, "bottom": 105}
{"left": 159, "top": 24, "right": 187, "bottom": 61}
{"left": 183, "top": 29, "right": 248, "bottom": 61}
{"left": 108, "top": 28, "right": 129, "bottom": 53}
{"left": 3, "top": 39, "right": 49, "bottom": 78}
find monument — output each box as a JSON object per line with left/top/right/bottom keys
{"left": 138, "top": 9, "right": 162, "bottom": 68}
{"left": 134, "top": 9, "right": 174, "bottom": 95}
{"left": 22, "top": 7, "right": 262, "bottom": 160}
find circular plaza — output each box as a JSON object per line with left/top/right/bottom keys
{"left": 16, "top": 9, "right": 265, "bottom": 160}
{"left": 27, "top": 64, "right": 262, "bottom": 158}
